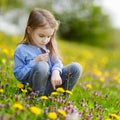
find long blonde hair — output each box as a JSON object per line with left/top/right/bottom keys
{"left": 21, "top": 8, "right": 60, "bottom": 58}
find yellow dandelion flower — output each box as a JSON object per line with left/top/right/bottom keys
{"left": 116, "top": 116, "right": 120, "bottom": 119}
{"left": 21, "top": 89, "right": 27, "bottom": 93}
{"left": 48, "top": 112, "right": 57, "bottom": 119}
{"left": 0, "top": 89, "right": 4, "bottom": 93}
{"left": 2, "top": 59, "right": 6, "bottom": 64}
{"left": 56, "top": 87, "right": 65, "bottom": 93}
{"left": 13, "top": 103, "right": 24, "bottom": 110}
{"left": 58, "top": 109, "right": 66, "bottom": 117}
{"left": 110, "top": 114, "right": 117, "bottom": 117}
{"left": 110, "top": 114, "right": 120, "bottom": 119}
{"left": 17, "top": 83, "right": 24, "bottom": 89}
{"left": 105, "top": 118, "right": 111, "bottom": 120}
{"left": 40, "top": 96, "right": 48, "bottom": 100}
{"left": 51, "top": 92, "right": 58, "bottom": 96}
{"left": 99, "top": 77, "right": 105, "bottom": 82}
{"left": 29, "top": 106, "right": 41, "bottom": 115}
{"left": 3, "top": 48, "right": 9, "bottom": 55}
{"left": 65, "top": 90, "right": 72, "bottom": 95}
{"left": 28, "top": 87, "right": 32, "bottom": 91}
{"left": 92, "top": 66, "right": 102, "bottom": 77}
{"left": 86, "top": 84, "right": 92, "bottom": 89}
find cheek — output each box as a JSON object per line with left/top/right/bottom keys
{"left": 35, "top": 35, "right": 41, "bottom": 41}
{"left": 47, "top": 38, "right": 51, "bottom": 43}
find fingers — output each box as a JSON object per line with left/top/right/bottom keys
{"left": 42, "top": 54, "right": 48, "bottom": 61}
{"left": 51, "top": 79, "right": 62, "bottom": 90}
{"left": 51, "top": 81, "right": 56, "bottom": 90}
{"left": 59, "top": 78, "right": 62, "bottom": 85}
{"left": 55, "top": 80, "right": 62, "bottom": 86}
{"left": 39, "top": 53, "right": 49, "bottom": 61}
{"left": 56, "top": 80, "right": 62, "bottom": 86}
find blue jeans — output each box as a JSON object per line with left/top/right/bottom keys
{"left": 26, "top": 62, "right": 82, "bottom": 96}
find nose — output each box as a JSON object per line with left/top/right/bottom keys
{"left": 42, "top": 37, "right": 50, "bottom": 43}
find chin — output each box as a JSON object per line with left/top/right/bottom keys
{"left": 39, "top": 44, "right": 45, "bottom": 48}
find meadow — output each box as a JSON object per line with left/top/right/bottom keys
{"left": 0, "top": 32, "right": 120, "bottom": 120}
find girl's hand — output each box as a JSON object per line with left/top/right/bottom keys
{"left": 34, "top": 53, "right": 49, "bottom": 62}
{"left": 51, "top": 70, "right": 62, "bottom": 90}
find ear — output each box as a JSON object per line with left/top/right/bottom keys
{"left": 27, "top": 26, "right": 32, "bottom": 33}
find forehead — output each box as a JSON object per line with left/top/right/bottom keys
{"left": 35, "top": 27, "right": 54, "bottom": 36}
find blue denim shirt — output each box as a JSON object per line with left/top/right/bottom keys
{"left": 14, "top": 44, "right": 63, "bottom": 82}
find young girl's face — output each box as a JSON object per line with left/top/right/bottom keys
{"left": 31, "top": 27, "right": 54, "bottom": 48}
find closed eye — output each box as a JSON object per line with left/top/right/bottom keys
{"left": 39, "top": 35, "right": 45, "bottom": 37}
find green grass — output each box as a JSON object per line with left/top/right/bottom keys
{"left": 0, "top": 32, "right": 120, "bottom": 120}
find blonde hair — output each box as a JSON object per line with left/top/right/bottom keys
{"left": 21, "top": 8, "right": 60, "bottom": 58}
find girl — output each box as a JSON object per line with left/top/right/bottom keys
{"left": 14, "top": 8, "right": 82, "bottom": 96}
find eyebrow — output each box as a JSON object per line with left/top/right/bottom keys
{"left": 39, "top": 33, "right": 53, "bottom": 36}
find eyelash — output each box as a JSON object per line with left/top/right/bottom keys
{"left": 39, "top": 35, "right": 51, "bottom": 38}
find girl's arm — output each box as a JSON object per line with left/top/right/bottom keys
{"left": 51, "top": 69, "right": 62, "bottom": 90}
{"left": 51, "top": 56, "right": 63, "bottom": 89}
{"left": 14, "top": 48, "right": 37, "bottom": 82}
{"left": 51, "top": 56, "right": 63, "bottom": 74}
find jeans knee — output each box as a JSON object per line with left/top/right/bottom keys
{"left": 34, "top": 62, "right": 49, "bottom": 75}
{"left": 71, "top": 62, "right": 82, "bottom": 77}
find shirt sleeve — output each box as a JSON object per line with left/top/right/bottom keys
{"left": 51, "top": 56, "right": 63, "bottom": 74}
{"left": 14, "top": 48, "right": 37, "bottom": 82}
